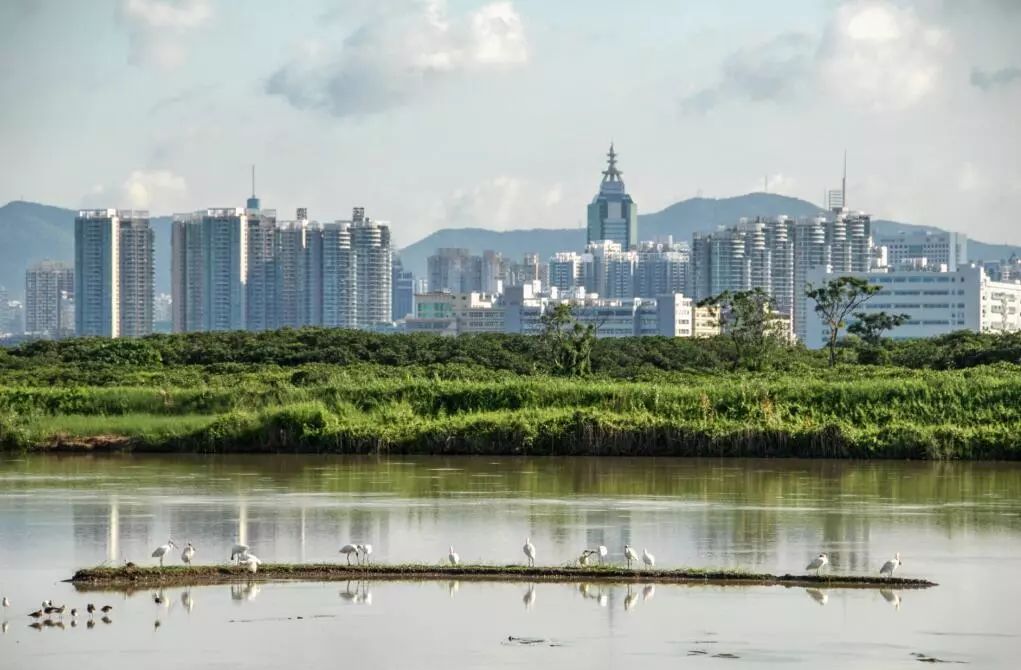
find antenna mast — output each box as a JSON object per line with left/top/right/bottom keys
{"left": 841, "top": 149, "right": 847, "bottom": 209}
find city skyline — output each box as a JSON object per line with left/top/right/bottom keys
{"left": 1, "top": 1, "right": 1019, "bottom": 248}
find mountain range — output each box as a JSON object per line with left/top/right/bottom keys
{"left": 1, "top": 194, "right": 1017, "bottom": 299}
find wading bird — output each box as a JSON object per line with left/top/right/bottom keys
{"left": 523, "top": 538, "right": 536, "bottom": 567}
{"left": 100, "top": 605, "right": 113, "bottom": 614}
{"left": 578, "top": 549, "right": 598, "bottom": 566}
{"left": 242, "top": 554, "right": 262, "bottom": 575}
{"left": 181, "top": 543, "right": 196, "bottom": 565}
{"left": 806, "top": 553, "right": 829, "bottom": 576}
{"left": 152, "top": 540, "right": 177, "bottom": 568}
{"left": 624, "top": 545, "right": 638, "bottom": 569}
{"left": 28, "top": 609, "right": 43, "bottom": 619}
{"left": 880, "top": 552, "right": 902, "bottom": 578}
{"left": 339, "top": 544, "right": 360, "bottom": 565}
{"left": 230, "top": 544, "right": 250, "bottom": 564}
{"left": 2, "top": 596, "right": 9, "bottom": 608}
{"left": 70, "top": 608, "right": 78, "bottom": 617}
{"left": 86, "top": 603, "right": 95, "bottom": 617}
{"left": 448, "top": 546, "right": 460, "bottom": 566}
{"left": 358, "top": 544, "right": 373, "bottom": 565}
{"left": 598, "top": 545, "right": 608, "bottom": 564}
{"left": 642, "top": 548, "right": 655, "bottom": 569}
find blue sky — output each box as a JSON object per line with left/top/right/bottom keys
{"left": 1, "top": 0, "right": 1019, "bottom": 247}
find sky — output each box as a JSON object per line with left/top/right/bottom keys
{"left": 0, "top": 0, "right": 1019, "bottom": 248}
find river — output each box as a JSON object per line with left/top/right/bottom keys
{"left": 1, "top": 455, "right": 1019, "bottom": 668}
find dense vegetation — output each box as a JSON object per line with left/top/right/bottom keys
{"left": 2, "top": 328, "right": 1021, "bottom": 459}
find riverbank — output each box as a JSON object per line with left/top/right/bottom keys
{"left": 69, "top": 563, "right": 937, "bottom": 590}
{"left": 3, "top": 329, "right": 1020, "bottom": 459}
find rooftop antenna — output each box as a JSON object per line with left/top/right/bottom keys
{"left": 841, "top": 149, "right": 847, "bottom": 209}
{"left": 251, "top": 164, "right": 256, "bottom": 198}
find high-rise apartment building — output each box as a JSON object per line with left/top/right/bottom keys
{"left": 582, "top": 240, "right": 637, "bottom": 300}
{"left": 308, "top": 220, "right": 357, "bottom": 328}
{"left": 25, "top": 260, "right": 74, "bottom": 338}
{"left": 587, "top": 144, "right": 638, "bottom": 249}
{"left": 635, "top": 239, "right": 690, "bottom": 299}
{"left": 392, "top": 256, "right": 415, "bottom": 321}
{"left": 118, "top": 212, "right": 155, "bottom": 337}
{"left": 548, "top": 252, "right": 583, "bottom": 292}
{"left": 350, "top": 208, "right": 392, "bottom": 327}
{"left": 506, "top": 253, "right": 546, "bottom": 288}
{"left": 171, "top": 208, "right": 248, "bottom": 332}
{"left": 74, "top": 209, "right": 120, "bottom": 337}
{"left": 275, "top": 213, "right": 307, "bottom": 329}
{"left": 245, "top": 208, "right": 278, "bottom": 331}
{"left": 427, "top": 248, "right": 504, "bottom": 294}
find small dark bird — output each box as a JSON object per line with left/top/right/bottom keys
{"left": 43, "top": 619, "right": 55, "bottom": 627}
{"left": 29, "top": 622, "right": 43, "bottom": 630}
{"left": 71, "top": 620, "right": 78, "bottom": 628}
{"left": 70, "top": 608, "right": 78, "bottom": 617}
{"left": 44, "top": 606, "right": 58, "bottom": 615}
{"left": 87, "top": 603, "right": 96, "bottom": 616}
{"left": 52, "top": 605, "right": 66, "bottom": 617}
{"left": 29, "top": 609, "right": 44, "bottom": 619}
{"left": 101, "top": 616, "right": 112, "bottom": 624}
{"left": 86, "top": 620, "right": 96, "bottom": 629}
{"left": 100, "top": 605, "right": 113, "bottom": 614}
{"left": 154, "top": 619, "right": 161, "bottom": 630}
{"left": 153, "top": 593, "right": 163, "bottom": 605}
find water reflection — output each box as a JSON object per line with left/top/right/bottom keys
{"left": 642, "top": 584, "right": 655, "bottom": 602}
{"left": 880, "top": 589, "right": 902, "bottom": 610}
{"left": 522, "top": 584, "right": 536, "bottom": 610}
{"left": 181, "top": 590, "right": 194, "bottom": 612}
{"left": 624, "top": 585, "right": 639, "bottom": 611}
{"left": 339, "top": 581, "right": 371, "bottom": 605}
{"left": 231, "top": 583, "right": 260, "bottom": 602}
{"left": 447, "top": 580, "right": 459, "bottom": 599}
{"left": 805, "top": 588, "right": 829, "bottom": 606}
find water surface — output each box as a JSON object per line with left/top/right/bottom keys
{"left": 1, "top": 455, "right": 1019, "bottom": 668}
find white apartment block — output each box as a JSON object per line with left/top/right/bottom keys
{"left": 25, "top": 260, "right": 74, "bottom": 338}
{"left": 804, "top": 264, "right": 1021, "bottom": 349}
{"left": 350, "top": 208, "right": 392, "bottom": 328}
{"left": 118, "top": 212, "right": 155, "bottom": 337}
{"left": 876, "top": 230, "right": 967, "bottom": 271}
{"left": 171, "top": 208, "right": 248, "bottom": 332}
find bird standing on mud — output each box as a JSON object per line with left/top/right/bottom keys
{"left": 358, "top": 544, "right": 373, "bottom": 565}
{"left": 642, "top": 548, "right": 655, "bottom": 569}
{"left": 624, "top": 545, "right": 638, "bottom": 568}
{"left": 152, "top": 540, "right": 177, "bottom": 568}
{"left": 806, "top": 553, "right": 829, "bottom": 576}
{"left": 339, "top": 544, "right": 360, "bottom": 565}
{"left": 523, "top": 538, "right": 536, "bottom": 567}
{"left": 448, "top": 546, "right": 460, "bottom": 566}
{"left": 230, "top": 544, "right": 249, "bottom": 564}
{"left": 880, "top": 552, "right": 902, "bottom": 578}
{"left": 181, "top": 543, "right": 196, "bottom": 565}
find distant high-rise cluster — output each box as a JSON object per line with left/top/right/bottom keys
{"left": 73, "top": 209, "right": 154, "bottom": 338}
{"left": 170, "top": 202, "right": 392, "bottom": 334}
{"left": 25, "top": 260, "right": 74, "bottom": 338}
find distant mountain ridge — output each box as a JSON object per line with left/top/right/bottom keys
{"left": 1, "top": 195, "right": 1016, "bottom": 299}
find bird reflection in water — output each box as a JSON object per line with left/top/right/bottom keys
{"left": 2, "top": 621, "right": 8, "bottom": 634}
{"left": 805, "top": 588, "right": 829, "bottom": 606}
{"left": 339, "top": 581, "right": 372, "bottom": 605}
{"left": 578, "top": 582, "right": 608, "bottom": 608}
{"left": 522, "top": 584, "right": 537, "bottom": 610}
{"left": 101, "top": 616, "right": 112, "bottom": 624}
{"left": 642, "top": 584, "right": 655, "bottom": 602}
{"left": 86, "top": 619, "right": 96, "bottom": 629}
{"left": 447, "top": 581, "right": 459, "bottom": 599}
{"left": 624, "top": 585, "right": 640, "bottom": 612}
{"left": 181, "top": 590, "right": 195, "bottom": 613}
{"left": 880, "top": 589, "right": 902, "bottom": 610}
{"left": 231, "top": 582, "right": 260, "bottom": 603}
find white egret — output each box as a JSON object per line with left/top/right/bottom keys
{"left": 242, "top": 554, "right": 261, "bottom": 575}
{"left": 879, "top": 552, "right": 902, "bottom": 578}
{"left": 152, "top": 539, "right": 177, "bottom": 568}
{"left": 642, "top": 548, "right": 655, "bottom": 569}
{"left": 230, "top": 543, "right": 249, "bottom": 564}
{"left": 806, "top": 553, "right": 829, "bottom": 576}
{"left": 598, "top": 545, "right": 608, "bottom": 564}
{"left": 358, "top": 543, "right": 373, "bottom": 565}
{"left": 181, "top": 543, "right": 196, "bottom": 565}
{"left": 448, "top": 546, "right": 460, "bottom": 566}
{"left": 523, "top": 538, "right": 536, "bottom": 567}
{"left": 624, "top": 544, "right": 638, "bottom": 568}
{"left": 339, "top": 543, "right": 360, "bottom": 565}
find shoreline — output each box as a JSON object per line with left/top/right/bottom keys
{"left": 69, "top": 563, "right": 937, "bottom": 590}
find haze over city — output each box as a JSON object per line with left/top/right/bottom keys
{"left": 2, "top": 0, "right": 1020, "bottom": 246}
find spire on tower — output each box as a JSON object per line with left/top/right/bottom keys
{"left": 246, "top": 164, "right": 261, "bottom": 211}
{"left": 602, "top": 142, "right": 623, "bottom": 183}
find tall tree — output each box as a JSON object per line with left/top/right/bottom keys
{"left": 539, "top": 303, "right": 596, "bottom": 376}
{"left": 698, "top": 289, "right": 787, "bottom": 370}
{"left": 806, "top": 277, "right": 882, "bottom": 366}
{"left": 848, "top": 311, "right": 910, "bottom": 346}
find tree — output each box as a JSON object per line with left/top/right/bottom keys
{"left": 806, "top": 277, "right": 882, "bottom": 367}
{"left": 698, "top": 289, "right": 787, "bottom": 370}
{"left": 539, "top": 303, "right": 596, "bottom": 376}
{"left": 848, "top": 312, "right": 910, "bottom": 346}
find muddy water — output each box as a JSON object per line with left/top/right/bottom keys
{"left": 1, "top": 455, "right": 1019, "bottom": 668}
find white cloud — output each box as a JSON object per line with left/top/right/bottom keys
{"left": 81, "top": 169, "right": 189, "bottom": 211}
{"left": 818, "top": 0, "right": 948, "bottom": 111}
{"left": 266, "top": 0, "right": 528, "bottom": 117}
{"left": 119, "top": 0, "right": 213, "bottom": 69}
{"left": 751, "top": 173, "right": 798, "bottom": 195}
